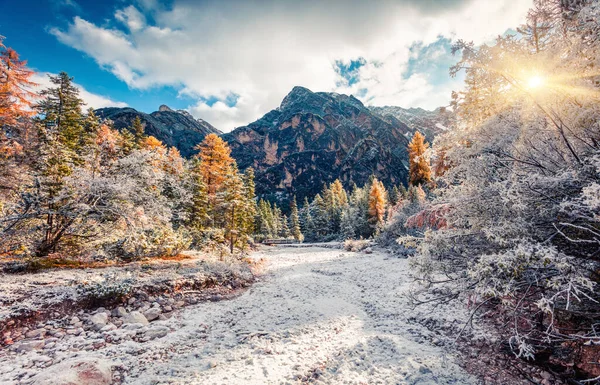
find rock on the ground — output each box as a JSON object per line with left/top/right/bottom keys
{"left": 89, "top": 313, "right": 109, "bottom": 331}
{"left": 143, "top": 307, "right": 161, "bottom": 322}
{"left": 13, "top": 340, "right": 45, "bottom": 352}
{"left": 25, "top": 328, "right": 46, "bottom": 339}
{"left": 113, "top": 306, "right": 128, "bottom": 318}
{"left": 122, "top": 311, "right": 149, "bottom": 325}
{"left": 31, "top": 358, "right": 113, "bottom": 385}
{"left": 143, "top": 326, "right": 169, "bottom": 340}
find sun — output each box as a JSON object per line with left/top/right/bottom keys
{"left": 527, "top": 75, "right": 545, "bottom": 89}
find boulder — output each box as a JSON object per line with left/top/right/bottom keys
{"left": 25, "top": 328, "right": 46, "bottom": 339}
{"left": 89, "top": 313, "right": 109, "bottom": 331}
{"left": 31, "top": 358, "right": 113, "bottom": 385}
{"left": 144, "top": 326, "right": 169, "bottom": 340}
{"left": 143, "top": 307, "right": 161, "bottom": 322}
{"left": 112, "top": 306, "right": 128, "bottom": 318}
{"left": 13, "top": 340, "right": 45, "bottom": 352}
{"left": 122, "top": 311, "right": 149, "bottom": 325}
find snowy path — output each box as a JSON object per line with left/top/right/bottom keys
{"left": 6, "top": 246, "right": 478, "bottom": 384}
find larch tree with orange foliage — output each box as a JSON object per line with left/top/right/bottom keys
{"left": 368, "top": 178, "right": 387, "bottom": 232}
{"left": 408, "top": 131, "right": 432, "bottom": 187}
{"left": 194, "top": 133, "right": 237, "bottom": 227}
{"left": 0, "top": 38, "right": 37, "bottom": 207}
{"left": 0, "top": 36, "right": 36, "bottom": 128}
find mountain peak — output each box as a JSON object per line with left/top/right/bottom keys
{"left": 158, "top": 104, "right": 174, "bottom": 112}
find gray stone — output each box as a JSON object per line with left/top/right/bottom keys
{"left": 100, "top": 324, "right": 117, "bottom": 333}
{"left": 122, "top": 311, "right": 149, "bottom": 325}
{"left": 25, "top": 328, "right": 46, "bottom": 339}
{"left": 113, "top": 306, "right": 128, "bottom": 318}
{"left": 144, "top": 326, "right": 169, "bottom": 340}
{"left": 31, "top": 358, "right": 113, "bottom": 385}
{"left": 143, "top": 307, "right": 161, "bottom": 322}
{"left": 14, "top": 340, "right": 45, "bottom": 352}
{"left": 89, "top": 313, "right": 109, "bottom": 331}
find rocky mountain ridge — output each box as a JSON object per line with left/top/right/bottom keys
{"left": 222, "top": 86, "right": 412, "bottom": 201}
{"left": 369, "top": 105, "right": 452, "bottom": 142}
{"left": 95, "top": 89, "right": 446, "bottom": 201}
{"left": 95, "top": 105, "right": 221, "bottom": 157}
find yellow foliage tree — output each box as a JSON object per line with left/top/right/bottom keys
{"left": 368, "top": 178, "right": 387, "bottom": 231}
{"left": 408, "top": 131, "right": 432, "bottom": 186}
{"left": 194, "top": 133, "right": 237, "bottom": 228}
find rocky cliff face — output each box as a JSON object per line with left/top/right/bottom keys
{"left": 369, "top": 105, "right": 452, "bottom": 143}
{"left": 95, "top": 106, "right": 221, "bottom": 157}
{"left": 222, "top": 86, "right": 411, "bottom": 201}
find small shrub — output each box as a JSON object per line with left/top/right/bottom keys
{"left": 76, "top": 273, "right": 133, "bottom": 305}
{"left": 343, "top": 238, "right": 370, "bottom": 252}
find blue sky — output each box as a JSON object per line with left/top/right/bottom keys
{"left": 0, "top": 0, "right": 532, "bottom": 131}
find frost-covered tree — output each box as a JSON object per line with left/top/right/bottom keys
{"left": 408, "top": 0, "right": 600, "bottom": 365}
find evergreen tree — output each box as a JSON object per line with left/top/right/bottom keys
{"left": 389, "top": 186, "right": 400, "bottom": 206}
{"left": 289, "top": 196, "right": 303, "bottom": 242}
{"left": 34, "top": 72, "right": 87, "bottom": 255}
{"left": 222, "top": 167, "right": 245, "bottom": 252}
{"left": 280, "top": 214, "right": 291, "bottom": 238}
{"left": 188, "top": 157, "right": 209, "bottom": 231}
{"left": 299, "top": 197, "right": 314, "bottom": 241}
{"left": 132, "top": 116, "right": 145, "bottom": 147}
{"left": 408, "top": 131, "right": 432, "bottom": 187}
{"left": 311, "top": 194, "right": 329, "bottom": 238}
{"left": 36, "top": 72, "right": 85, "bottom": 157}
{"left": 241, "top": 167, "right": 257, "bottom": 237}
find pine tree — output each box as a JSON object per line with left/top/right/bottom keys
{"left": 189, "top": 157, "right": 209, "bottom": 231}
{"left": 408, "top": 184, "right": 426, "bottom": 205}
{"left": 280, "top": 215, "right": 291, "bottom": 238}
{"left": 240, "top": 167, "right": 257, "bottom": 238}
{"left": 368, "top": 178, "right": 387, "bottom": 233}
{"left": 222, "top": 167, "right": 245, "bottom": 252}
{"left": 311, "top": 194, "right": 329, "bottom": 238}
{"left": 389, "top": 186, "right": 400, "bottom": 206}
{"left": 34, "top": 72, "right": 87, "bottom": 255}
{"left": 299, "top": 197, "right": 314, "bottom": 241}
{"left": 289, "top": 196, "right": 303, "bottom": 242}
{"left": 408, "top": 131, "right": 432, "bottom": 187}
{"left": 36, "top": 72, "right": 85, "bottom": 157}
{"left": 132, "top": 116, "right": 145, "bottom": 146}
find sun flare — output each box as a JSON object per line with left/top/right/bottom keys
{"left": 527, "top": 75, "right": 545, "bottom": 89}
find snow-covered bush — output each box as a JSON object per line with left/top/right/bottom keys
{"left": 76, "top": 273, "right": 133, "bottom": 304}
{"left": 343, "top": 238, "right": 370, "bottom": 252}
{"left": 405, "top": 0, "right": 600, "bottom": 370}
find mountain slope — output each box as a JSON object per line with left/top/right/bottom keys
{"left": 95, "top": 105, "right": 221, "bottom": 157}
{"left": 369, "top": 105, "right": 452, "bottom": 142}
{"left": 222, "top": 86, "right": 411, "bottom": 201}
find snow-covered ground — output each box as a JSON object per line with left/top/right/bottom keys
{"left": 2, "top": 246, "right": 479, "bottom": 384}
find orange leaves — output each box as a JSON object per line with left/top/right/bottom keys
{"left": 368, "top": 178, "right": 387, "bottom": 227}
{"left": 408, "top": 131, "right": 432, "bottom": 187}
{"left": 194, "top": 133, "right": 236, "bottom": 197}
{"left": 0, "top": 44, "right": 37, "bottom": 126}
{"left": 405, "top": 204, "right": 450, "bottom": 230}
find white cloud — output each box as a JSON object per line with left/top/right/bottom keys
{"left": 31, "top": 73, "right": 128, "bottom": 109}
{"left": 50, "top": 0, "right": 532, "bottom": 131}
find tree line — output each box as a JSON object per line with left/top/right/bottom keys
{"left": 0, "top": 49, "right": 256, "bottom": 259}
